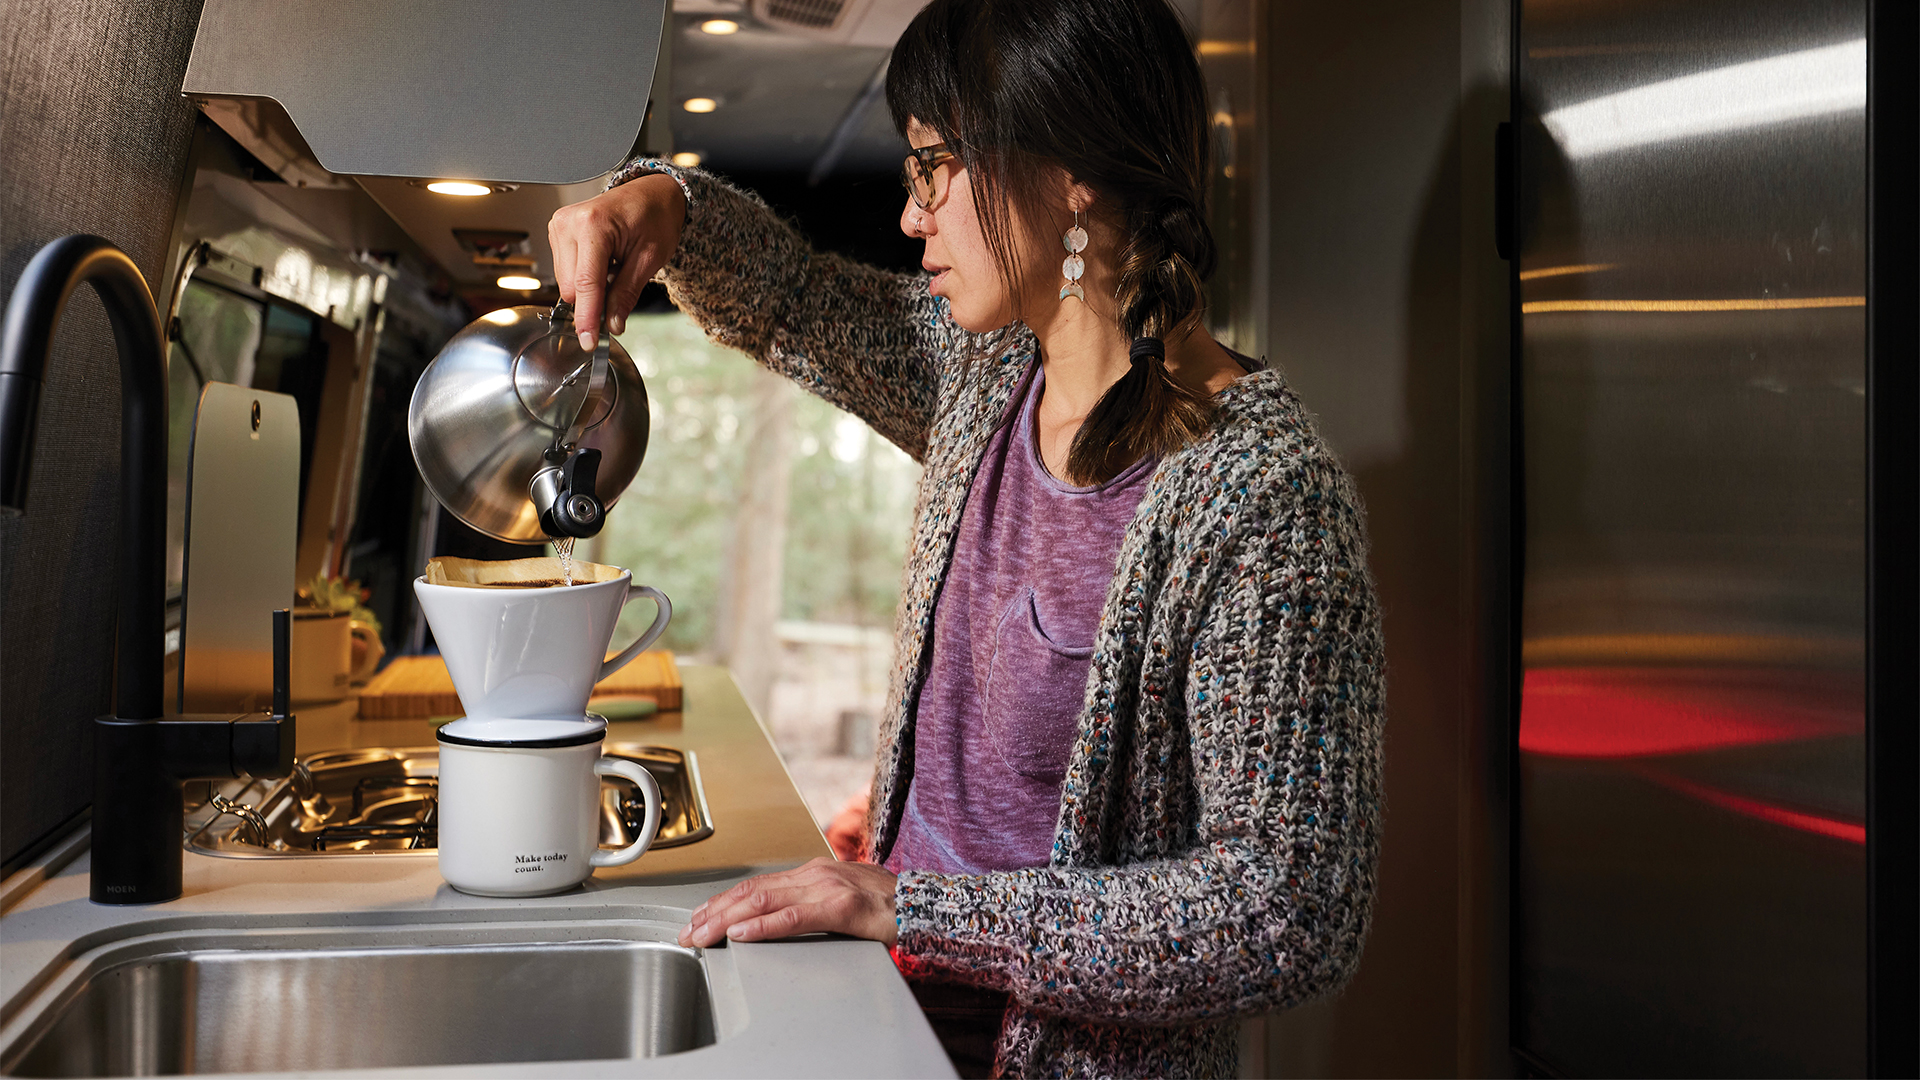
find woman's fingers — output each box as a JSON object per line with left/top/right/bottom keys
{"left": 678, "top": 874, "right": 777, "bottom": 944}
{"left": 685, "top": 881, "right": 811, "bottom": 947}
{"left": 604, "top": 251, "right": 653, "bottom": 337}
{"left": 679, "top": 858, "right": 899, "bottom": 948}
{"left": 569, "top": 226, "right": 614, "bottom": 350}
{"left": 681, "top": 877, "right": 795, "bottom": 947}
{"left": 548, "top": 206, "right": 581, "bottom": 308}
{"left": 723, "top": 900, "right": 844, "bottom": 943}
{"left": 823, "top": 791, "right": 871, "bottom": 862}
{"left": 547, "top": 174, "right": 689, "bottom": 345}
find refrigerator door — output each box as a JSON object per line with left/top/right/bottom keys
{"left": 1514, "top": 0, "right": 1868, "bottom": 1074}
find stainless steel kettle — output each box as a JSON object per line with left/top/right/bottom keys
{"left": 408, "top": 302, "right": 648, "bottom": 544}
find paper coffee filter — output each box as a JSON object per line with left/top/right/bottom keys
{"left": 423, "top": 555, "right": 624, "bottom": 588}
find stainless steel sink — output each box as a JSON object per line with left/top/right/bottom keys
{"left": 184, "top": 744, "right": 713, "bottom": 857}
{"left": 0, "top": 921, "right": 729, "bottom": 1077}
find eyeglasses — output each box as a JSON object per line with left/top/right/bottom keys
{"left": 900, "top": 142, "right": 958, "bottom": 210}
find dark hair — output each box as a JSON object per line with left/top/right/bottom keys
{"left": 886, "top": 0, "right": 1218, "bottom": 485}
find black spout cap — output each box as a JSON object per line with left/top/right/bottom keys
{"left": 563, "top": 446, "right": 601, "bottom": 501}
{"left": 538, "top": 447, "right": 605, "bottom": 538}
{"left": 540, "top": 494, "right": 605, "bottom": 538}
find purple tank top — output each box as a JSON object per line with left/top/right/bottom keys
{"left": 885, "top": 363, "right": 1156, "bottom": 875}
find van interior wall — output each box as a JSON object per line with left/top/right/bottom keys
{"left": 1254, "top": 0, "right": 1514, "bottom": 1075}
{"left": 0, "top": 0, "right": 207, "bottom": 870}
{"left": 0, "top": 5, "right": 1525, "bottom": 1062}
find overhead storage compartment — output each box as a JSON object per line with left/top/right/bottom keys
{"left": 181, "top": 0, "right": 668, "bottom": 185}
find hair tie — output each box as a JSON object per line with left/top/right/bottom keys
{"left": 1129, "top": 336, "right": 1166, "bottom": 368}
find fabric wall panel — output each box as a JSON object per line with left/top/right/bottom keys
{"left": 0, "top": 0, "right": 206, "bottom": 867}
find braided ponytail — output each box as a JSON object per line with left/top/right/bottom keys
{"left": 1063, "top": 199, "right": 1218, "bottom": 485}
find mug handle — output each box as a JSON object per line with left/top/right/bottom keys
{"left": 600, "top": 584, "right": 672, "bottom": 681}
{"left": 348, "top": 619, "right": 385, "bottom": 683}
{"left": 591, "top": 758, "right": 662, "bottom": 868}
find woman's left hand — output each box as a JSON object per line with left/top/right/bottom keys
{"left": 680, "top": 857, "right": 900, "bottom": 948}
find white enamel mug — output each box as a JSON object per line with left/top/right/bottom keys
{"left": 435, "top": 718, "right": 663, "bottom": 897}
{"left": 413, "top": 570, "right": 671, "bottom": 720}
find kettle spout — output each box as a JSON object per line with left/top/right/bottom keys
{"left": 532, "top": 445, "right": 605, "bottom": 538}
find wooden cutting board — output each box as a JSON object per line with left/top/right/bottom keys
{"left": 356, "top": 651, "right": 680, "bottom": 719}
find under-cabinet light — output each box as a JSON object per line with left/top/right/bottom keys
{"left": 497, "top": 275, "right": 542, "bottom": 291}
{"left": 700, "top": 19, "right": 739, "bottom": 34}
{"left": 683, "top": 97, "right": 718, "bottom": 114}
{"left": 426, "top": 181, "right": 493, "bottom": 197}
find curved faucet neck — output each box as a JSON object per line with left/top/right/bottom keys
{"left": 0, "top": 235, "right": 168, "bottom": 719}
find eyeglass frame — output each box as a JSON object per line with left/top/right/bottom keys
{"left": 900, "top": 142, "right": 958, "bottom": 210}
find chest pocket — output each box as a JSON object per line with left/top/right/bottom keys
{"left": 981, "top": 588, "right": 1094, "bottom": 782}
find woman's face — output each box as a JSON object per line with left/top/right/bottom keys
{"left": 900, "top": 121, "right": 1050, "bottom": 333}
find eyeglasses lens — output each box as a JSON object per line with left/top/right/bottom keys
{"left": 902, "top": 156, "right": 937, "bottom": 209}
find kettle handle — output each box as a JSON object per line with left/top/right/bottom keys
{"left": 601, "top": 584, "right": 672, "bottom": 680}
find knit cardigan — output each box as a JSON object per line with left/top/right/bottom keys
{"left": 614, "top": 160, "right": 1387, "bottom": 1078}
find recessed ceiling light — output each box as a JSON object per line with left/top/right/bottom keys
{"left": 671, "top": 151, "right": 703, "bottom": 167}
{"left": 497, "top": 274, "right": 542, "bottom": 291}
{"left": 426, "top": 181, "right": 493, "bottom": 197}
{"left": 700, "top": 19, "right": 739, "bottom": 34}
{"left": 682, "top": 97, "right": 718, "bottom": 114}
{"left": 481, "top": 308, "right": 521, "bottom": 324}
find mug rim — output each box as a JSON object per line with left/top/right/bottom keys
{"left": 437, "top": 725, "right": 608, "bottom": 750}
{"left": 292, "top": 606, "right": 351, "bottom": 619}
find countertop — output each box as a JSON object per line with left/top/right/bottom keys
{"left": 0, "top": 664, "right": 953, "bottom": 1078}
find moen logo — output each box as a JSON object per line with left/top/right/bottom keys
{"left": 104, "top": 884, "right": 136, "bottom": 894}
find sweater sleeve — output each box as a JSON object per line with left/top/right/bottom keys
{"left": 610, "top": 158, "right": 955, "bottom": 464}
{"left": 889, "top": 447, "right": 1386, "bottom": 1024}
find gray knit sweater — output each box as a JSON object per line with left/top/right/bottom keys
{"left": 617, "top": 160, "right": 1386, "bottom": 1079}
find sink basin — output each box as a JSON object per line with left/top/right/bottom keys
{"left": 0, "top": 921, "right": 725, "bottom": 1077}
{"left": 184, "top": 744, "right": 713, "bottom": 857}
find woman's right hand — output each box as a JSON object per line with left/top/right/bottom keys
{"left": 548, "top": 172, "right": 689, "bottom": 350}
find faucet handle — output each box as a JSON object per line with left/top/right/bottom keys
{"left": 232, "top": 608, "right": 296, "bottom": 778}
{"left": 271, "top": 608, "right": 290, "bottom": 719}
{"left": 231, "top": 712, "right": 295, "bottom": 779}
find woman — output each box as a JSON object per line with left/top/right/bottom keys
{"left": 549, "top": 1, "right": 1385, "bottom": 1074}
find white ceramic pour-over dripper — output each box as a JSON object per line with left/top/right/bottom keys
{"left": 412, "top": 570, "right": 670, "bottom": 721}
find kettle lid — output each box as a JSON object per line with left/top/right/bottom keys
{"left": 436, "top": 714, "right": 607, "bottom": 748}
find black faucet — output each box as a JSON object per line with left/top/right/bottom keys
{"left": 0, "top": 235, "right": 295, "bottom": 905}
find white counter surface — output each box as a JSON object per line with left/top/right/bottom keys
{"left": 0, "top": 665, "right": 953, "bottom": 1078}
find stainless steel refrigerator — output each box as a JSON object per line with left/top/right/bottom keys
{"left": 1510, "top": 0, "right": 1914, "bottom": 1073}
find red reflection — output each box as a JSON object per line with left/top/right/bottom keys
{"left": 1519, "top": 667, "right": 1860, "bottom": 758}
{"left": 1522, "top": 667, "right": 1864, "bottom": 846}
{"left": 1634, "top": 768, "right": 1866, "bottom": 846}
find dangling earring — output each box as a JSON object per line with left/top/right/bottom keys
{"left": 1059, "top": 212, "right": 1088, "bottom": 302}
